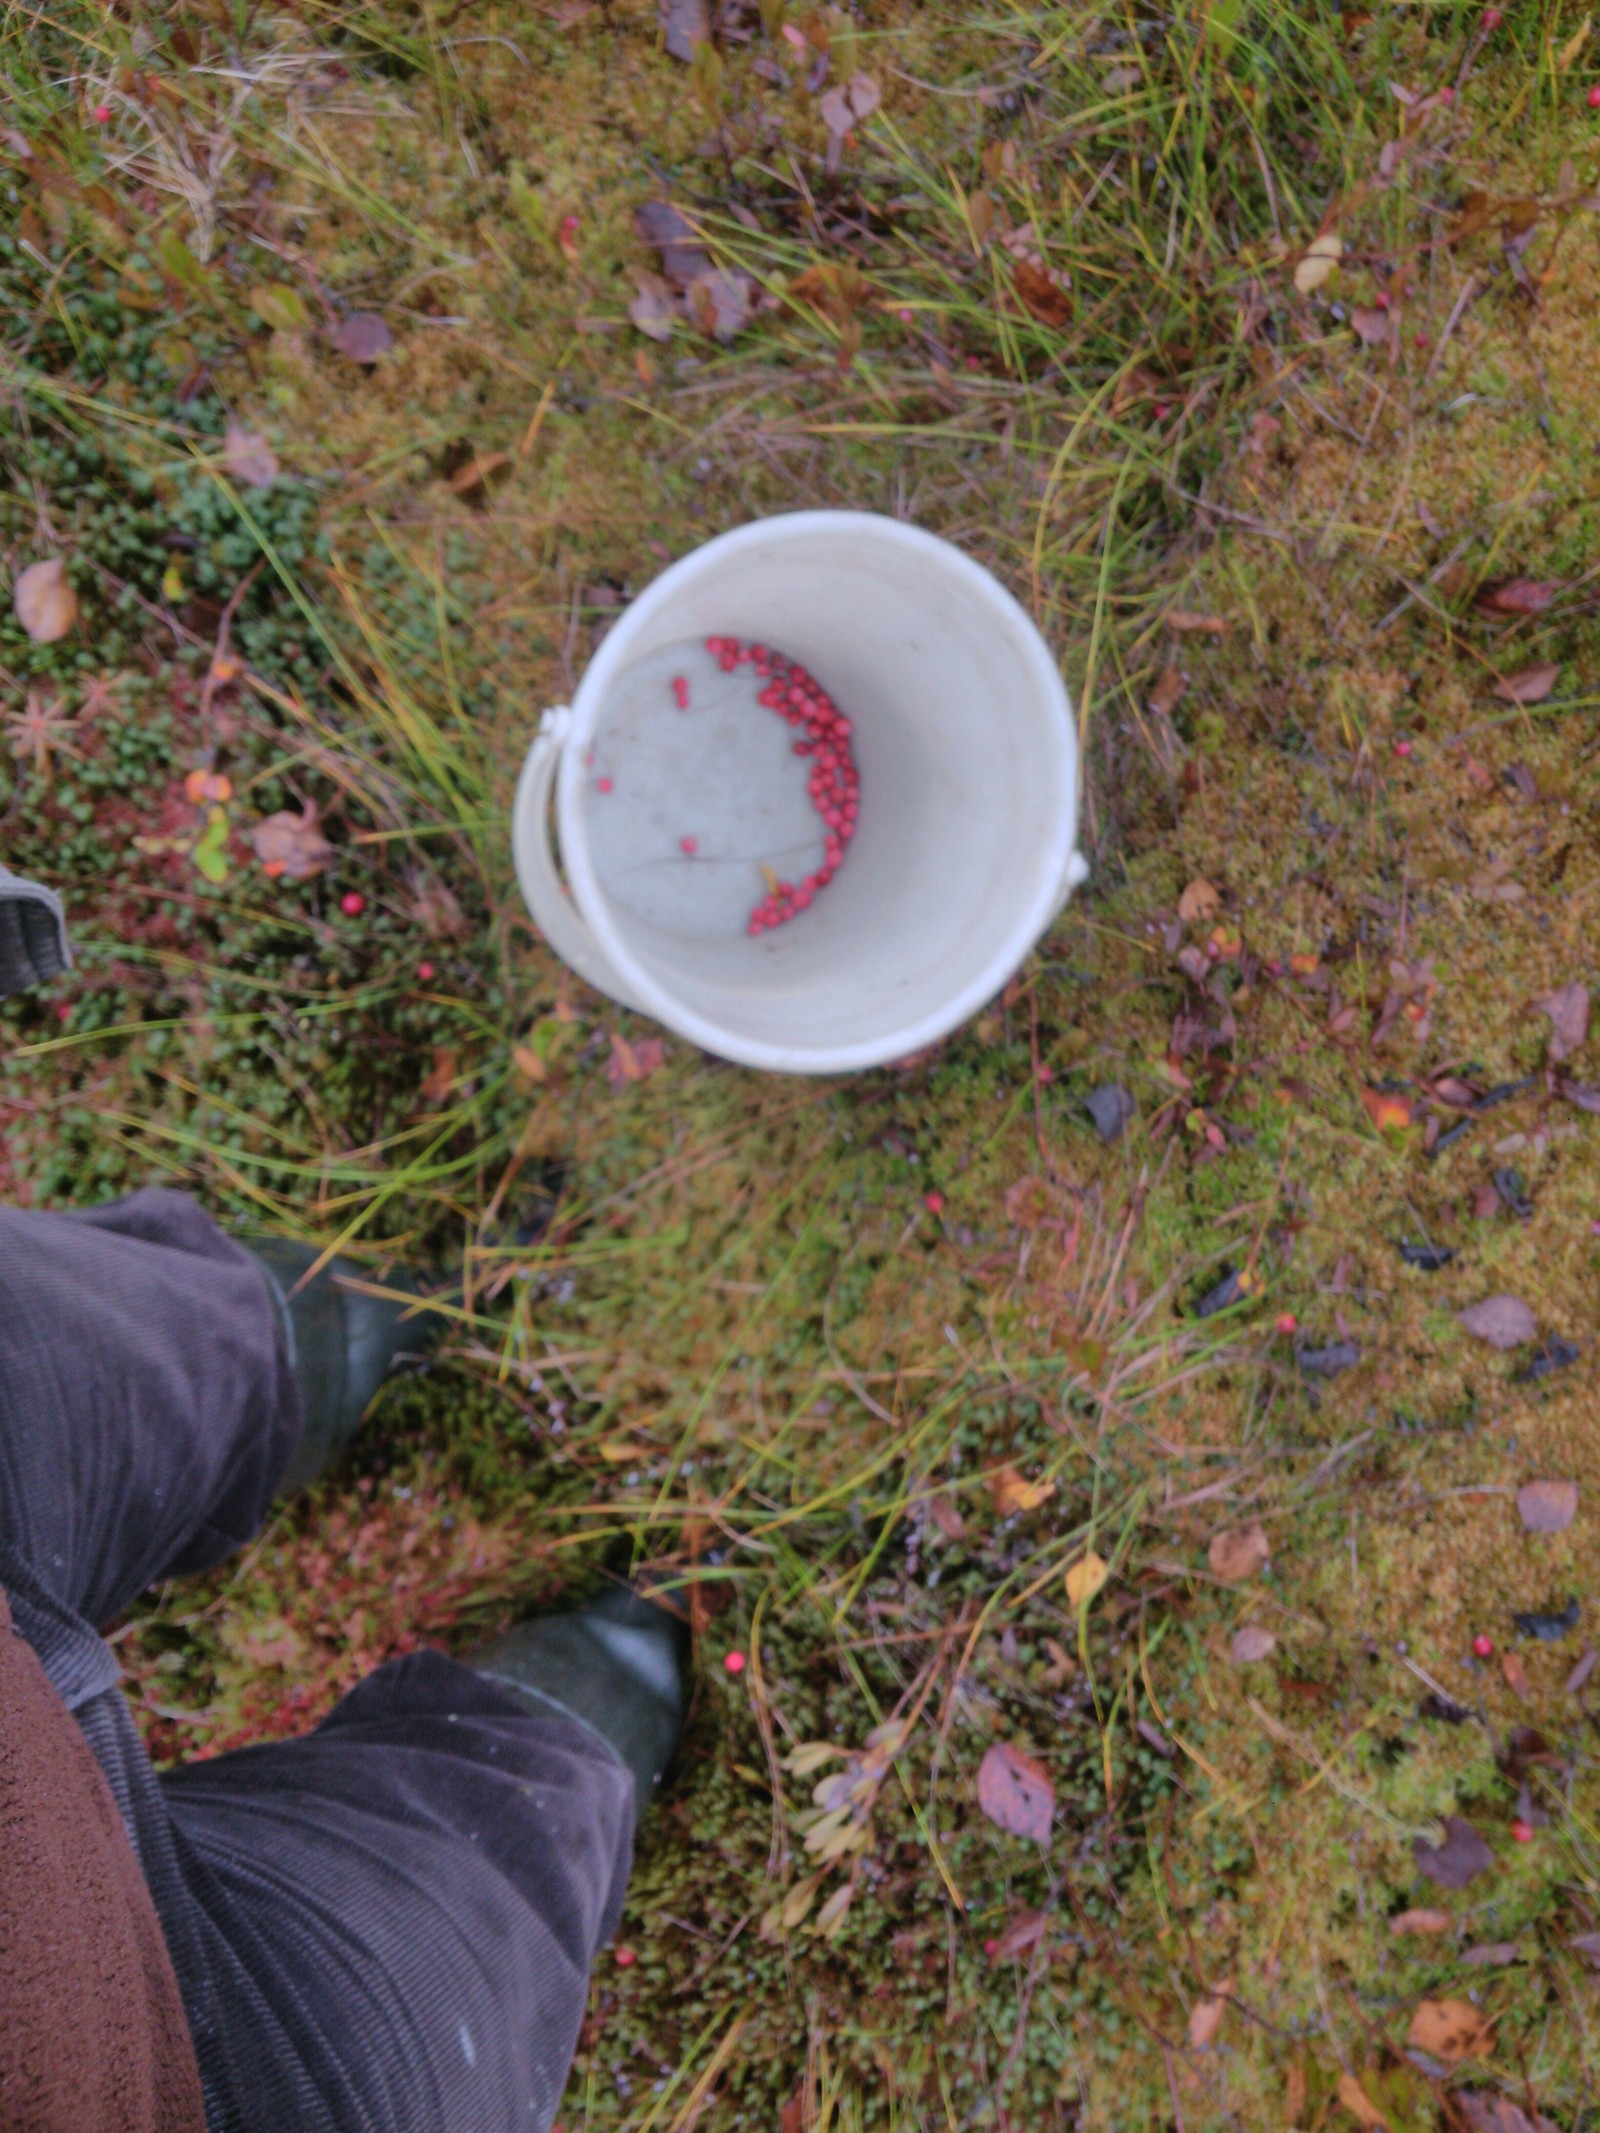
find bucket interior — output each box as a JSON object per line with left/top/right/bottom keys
{"left": 565, "top": 519, "right": 1076, "bottom": 1063}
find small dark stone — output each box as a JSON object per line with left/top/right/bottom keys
{"left": 1084, "top": 1083, "right": 1135, "bottom": 1143}
{"left": 1513, "top": 1597, "right": 1580, "bottom": 1643}
{"left": 1296, "top": 1340, "right": 1361, "bottom": 1377}
{"left": 1193, "top": 1267, "right": 1244, "bottom": 1319}
{"left": 1519, "top": 1336, "right": 1581, "bottom": 1383}
{"left": 1417, "top": 1692, "right": 1472, "bottom": 1724}
{"left": 1474, "top": 1076, "right": 1536, "bottom": 1111}
{"left": 1493, "top": 1167, "right": 1534, "bottom": 1220}
{"left": 1397, "top": 1241, "right": 1454, "bottom": 1271}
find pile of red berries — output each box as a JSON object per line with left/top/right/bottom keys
{"left": 702, "top": 635, "right": 860, "bottom": 935}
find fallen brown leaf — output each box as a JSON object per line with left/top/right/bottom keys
{"left": 628, "top": 270, "right": 678, "bottom": 341}
{"left": 606, "top": 1031, "right": 667, "bottom": 1087}
{"left": 989, "top": 1465, "right": 1056, "bottom": 1516}
{"left": 1208, "top": 1521, "right": 1270, "bottom": 1583}
{"left": 1150, "top": 665, "right": 1187, "bottom": 716}
{"left": 1349, "top": 304, "right": 1393, "bottom": 347}
{"left": 976, "top": 1741, "right": 1054, "bottom": 1844}
{"left": 1413, "top": 1815, "right": 1493, "bottom": 1889}
{"left": 1518, "top": 1478, "right": 1578, "bottom": 1533}
{"left": 1389, "top": 1907, "right": 1453, "bottom": 1936}
{"left": 924, "top": 1492, "right": 965, "bottom": 1542}
{"left": 687, "top": 267, "right": 754, "bottom": 343}
{"left": 1165, "top": 609, "right": 1228, "bottom": 635}
{"left": 658, "top": 0, "right": 709, "bottom": 59}
{"left": 1012, "top": 255, "right": 1072, "bottom": 328}
{"left": 332, "top": 312, "right": 393, "bottom": 364}
{"left": 633, "top": 199, "right": 711, "bottom": 288}
{"left": 988, "top": 1909, "right": 1048, "bottom": 1962}
{"left": 1502, "top": 1650, "right": 1530, "bottom": 1698}
{"left": 1187, "top": 1979, "right": 1233, "bottom": 2050}
{"left": 223, "top": 422, "right": 279, "bottom": 489}
{"left": 1475, "top": 576, "right": 1562, "bottom": 618}
{"left": 1535, "top": 981, "right": 1590, "bottom": 1063}
{"left": 1229, "top": 1624, "right": 1277, "bottom": 1664}
{"left": 1492, "top": 661, "right": 1560, "bottom": 706}
{"left": 1457, "top": 1294, "right": 1537, "bottom": 1349}
{"left": 1177, "top": 877, "right": 1221, "bottom": 923}
{"left": 1362, "top": 1087, "right": 1414, "bottom": 1132}
{"left": 1063, "top": 1551, "right": 1109, "bottom": 1609}
{"left": 1407, "top": 1995, "right": 1493, "bottom": 2062}
{"left": 251, "top": 802, "right": 333, "bottom": 880}
{"left": 1337, "top": 2071, "right": 1386, "bottom": 2128}
{"left": 13, "top": 557, "right": 77, "bottom": 643}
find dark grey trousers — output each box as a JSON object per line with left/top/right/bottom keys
{"left": 0, "top": 1190, "right": 634, "bottom": 2133}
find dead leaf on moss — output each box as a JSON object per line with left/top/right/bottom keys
{"left": 1362, "top": 1087, "right": 1414, "bottom": 1132}
{"left": 687, "top": 267, "right": 754, "bottom": 343}
{"left": 1208, "top": 1521, "right": 1270, "bottom": 1582}
{"left": 1413, "top": 1815, "right": 1493, "bottom": 1888}
{"left": 1475, "top": 576, "right": 1562, "bottom": 618}
{"left": 628, "top": 270, "right": 678, "bottom": 341}
{"left": 1293, "top": 230, "right": 1343, "bottom": 293}
{"left": 1337, "top": 2071, "right": 1385, "bottom": 2128}
{"left": 1389, "top": 1907, "right": 1453, "bottom": 1936}
{"left": 332, "top": 312, "right": 393, "bottom": 363}
{"left": 1518, "top": 1479, "right": 1578, "bottom": 1533}
{"left": 1502, "top": 1650, "right": 1530, "bottom": 1698}
{"left": 1230, "top": 1624, "right": 1277, "bottom": 1664}
{"left": 1150, "top": 665, "right": 1187, "bottom": 715}
{"left": 1349, "top": 304, "right": 1392, "bottom": 347}
{"left": 223, "top": 422, "right": 279, "bottom": 488}
{"left": 1187, "top": 1979, "right": 1232, "bottom": 2049}
{"left": 1492, "top": 661, "right": 1559, "bottom": 705}
{"left": 1458, "top": 2095, "right": 1558, "bottom": 2133}
{"left": 632, "top": 199, "right": 711, "bottom": 287}
{"left": 987, "top": 1909, "right": 1047, "bottom": 1962}
{"left": 1012, "top": 255, "right": 1072, "bottom": 328}
{"left": 1165, "top": 609, "right": 1228, "bottom": 635}
{"left": 1064, "top": 1551, "right": 1109, "bottom": 1608}
{"left": 606, "top": 1031, "right": 666, "bottom": 1087}
{"left": 14, "top": 557, "right": 77, "bottom": 643}
{"left": 1178, "top": 877, "right": 1221, "bottom": 923}
{"left": 989, "top": 1465, "right": 1056, "bottom": 1516}
{"left": 251, "top": 802, "right": 333, "bottom": 880}
{"left": 1407, "top": 1996, "right": 1494, "bottom": 2062}
{"left": 658, "top": 0, "right": 709, "bottom": 59}
{"left": 976, "top": 1741, "right": 1054, "bottom": 1844}
{"left": 1535, "top": 981, "right": 1589, "bottom": 1062}
{"left": 1458, "top": 1294, "right": 1537, "bottom": 1348}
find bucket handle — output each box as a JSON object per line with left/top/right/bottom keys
{"left": 512, "top": 707, "right": 647, "bottom": 1012}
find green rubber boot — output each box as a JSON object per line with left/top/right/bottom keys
{"left": 245, "top": 1237, "right": 443, "bottom": 1494}
{"left": 465, "top": 1585, "right": 690, "bottom": 1819}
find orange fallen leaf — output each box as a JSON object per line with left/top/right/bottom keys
{"left": 1187, "top": 1978, "right": 1233, "bottom": 2049}
{"left": 1361, "top": 1087, "right": 1414, "bottom": 1132}
{"left": 1502, "top": 1650, "right": 1530, "bottom": 1698}
{"left": 183, "top": 768, "right": 234, "bottom": 805}
{"left": 606, "top": 1031, "right": 667, "bottom": 1087}
{"left": 989, "top": 1465, "right": 1056, "bottom": 1516}
{"left": 1389, "top": 1907, "right": 1453, "bottom": 1936}
{"left": 1407, "top": 1996, "right": 1494, "bottom": 2062}
{"left": 1165, "top": 609, "right": 1229, "bottom": 635}
{"left": 1208, "top": 1521, "right": 1270, "bottom": 1582}
{"left": 1178, "top": 877, "right": 1221, "bottom": 923}
{"left": 1337, "top": 2071, "right": 1386, "bottom": 2127}
{"left": 1063, "top": 1551, "right": 1109, "bottom": 1608}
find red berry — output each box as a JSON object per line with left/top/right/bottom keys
{"left": 680, "top": 835, "right": 699, "bottom": 855}
{"left": 614, "top": 1945, "right": 637, "bottom": 1966}
{"left": 1394, "top": 738, "right": 1413, "bottom": 757}
{"left": 596, "top": 776, "right": 613, "bottom": 793}
{"left": 1482, "top": 5, "right": 1503, "bottom": 24}
{"left": 1589, "top": 83, "right": 1600, "bottom": 106}
{"left": 417, "top": 961, "right": 435, "bottom": 981}
{"left": 1472, "top": 1634, "right": 1494, "bottom": 1659}
{"left": 724, "top": 1650, "right": 747, "bottom": 1675}
{"left": 93, "top": 102, "right": 112, "bottom": 122}
{"left": 983, "top": 1938, "right": 999, "bottom": 1958}
{"left": 925, "top": 1191, "right": 945, "bottom": 1214}
{"left": 1437, "top": 84, "right": 1454, "bottom": 103}
{"left": 340, "top": 891, "right": 365, "bottom": 917}
{"left": 1512, "top": 1818, "right": 1534, "bottom": 1843}
{"left": 1275, "top": 1313, "right": 1298, "bottom": 1335}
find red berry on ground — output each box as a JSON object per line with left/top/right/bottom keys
{"left": 1275, "top": 1313, "right": 1298, "bottom": 1335}
{"left": 984, "top": 1938, "right": 999, "bottom": 1958}
{"left": 1512, "top": 1818, "right": 1534, "bottom": 1843}
{"left": 614, "top": 1945, "right": 637, "bottom": 1966}
{"left": 1590, "top": 83, "right": 1600, "bottom": 106}
{"left": 417, "top": 961, "right": 435, "bottom": 981}
{"left": 1438, "top": 84, "right": 1454, "bottom": 103}
{"left": 340, "top": 891, "right": 365, "bottom": 917}
{"left": 1394, "top": 738, "right": 1413, "bottom": 757}
{"left": 925, "top": 1191, "right": 945, "bottom": 1215}
{"left": 724, "top": 1650, "right": 747, "bottom": 1675}
{"left": 93, "top": 103, "right": 112, "bottom": 122}
{"left": 1482, "top": 5, "right": 1503, "bottom": 24}
{"left": 1472, "top": 1633, "right": 1494, "bottom": 1658}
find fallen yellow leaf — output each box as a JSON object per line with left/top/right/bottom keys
{"left": 1064, "top": 1551, "right": 1109, "bottom": 1609}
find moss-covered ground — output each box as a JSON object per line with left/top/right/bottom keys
{"left": 6, "top": 0, "right": 1600, "bottom": 2124}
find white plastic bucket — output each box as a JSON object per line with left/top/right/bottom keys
{"left": 512, "top": 511, "right": 1086, "bottom": 1074}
